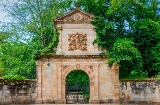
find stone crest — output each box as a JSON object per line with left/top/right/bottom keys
{"left": 64, "top": 12, "right": 92, "bottom": 22}
{"left": 68, "top": 32, "right": 87, "bottom": 51}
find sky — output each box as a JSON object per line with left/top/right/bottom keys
{"left": 0, "top": 0, "right": 8, "bottom": 22}
{"left": 0, "top": 5, "right": 8, "bottom": 23}
{"left": 0, "top": 0, "right": 17, "bottom": 23}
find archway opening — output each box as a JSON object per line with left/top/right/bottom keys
{"left": 65, "top": 70, "right": 90, "bottom": 104}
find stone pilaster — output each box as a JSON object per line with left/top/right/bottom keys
{"left": 61, "top": 81, "right": 66, "bottom": 100}
{"left": 93, "top": 64, "right": 99, "bottom": 99}
{"left": 113, "top": 64, "right": 120, "bottom": 103}
{"left": 57, "top": 64, "right": 62, "bottom": 99}
{"left": 35, "top": 59, "right": 42, "bottom": 104}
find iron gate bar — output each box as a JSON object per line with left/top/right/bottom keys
{"left": 66, "top": 81, "right": 90, "bottom": 104}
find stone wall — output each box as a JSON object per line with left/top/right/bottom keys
{"left": 120, "top": 79, "right": 160, "bottom": 104}
{"left": 0, "top": 79, "right": 36, "bottom": 104}
{"left": 35, "top": 57, "right": 119, "bottom": 104}
{"left": 1, "top": 78, "right": 160, "bottom": 104}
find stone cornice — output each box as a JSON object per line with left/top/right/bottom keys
{"left": 53, "top": 8, "right": 94, "bottom": 25}
{"left": 53, "top": 55, "right": 107, "bottom": 58}
{"left": 54, "top": 7, "right": 94, "bottom": 21}
{"left": 35, "top": 53, "right": 107, "bottom": 60}
{"left": 120, "top": 79, "right": 160, "bottom": 82}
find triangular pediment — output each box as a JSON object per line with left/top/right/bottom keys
{"left": 54, "top": 8, "right": 94, "bottom": 24}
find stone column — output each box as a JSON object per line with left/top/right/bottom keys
{"left": 90, "top": 80, "right": 94, "bottom": 99}
{"left": 55, "top": 63, "right": 66, "bottom": 104}
{"left": 89, "top": 81, "right": 95, "bottom": 103}
{"left": 57, "top": 64, "right": 62, "bottom": 99}
{"left": 35, "top": 59, "right": 43, "bottom": 104}
{"left": 55, "top": 64, "right": 65, "bottom": 104}
{"left": 56, "top": 81, "right": 66, "bottom": 104}
{"left": 94, "top": 64, "right": 99, "bottom": 98}
{"left": 89, "top": 64, "right": 100, "bottom": 104}
{"left": 113, "top": 64, "right": 120, "bottom": 103}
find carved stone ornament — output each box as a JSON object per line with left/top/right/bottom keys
{"left": 62, "top": 64, "right": 94, "bottom": 81}
{"left": 68, "top": 32, "right": 87, "bottom": 51}
{"left": 64, "top": 12, "right": 92, "bottom": 22}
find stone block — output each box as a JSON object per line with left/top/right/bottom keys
{"left": 42, "top": 99, "right": 55, "bottom": 104}
{"left": 35, "top": 99, "right": 43, "bottom": 104}
{"left": 89, "top": 99, "right": 100, "bottom": 104}
{"left": 55, "top": 99, "right": 66, "bottom": 104}
{"left": 113, "top": 98, "right": 120, "bottom": 103}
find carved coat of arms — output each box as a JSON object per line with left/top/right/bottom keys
{"left": 68, "top": 33, "right": 87, "bottom": 51}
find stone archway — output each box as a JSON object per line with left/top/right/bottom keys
{"left": 61, "top": 64, "right": 95, "bottom": 102}
{"left": 65, "top": 70, "right": 90, "bottom": 104}
{"left": 62, "top": 64, "right": 94, "bottom": 82}
{"left": 36, "top": 57, "right": 119, "bottom": 104}
{"left": 35, "top": 7, "right": 120, "bottom": 104}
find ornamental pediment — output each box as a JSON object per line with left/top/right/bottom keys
{"left": 54, "top": 8, "right": 94, "bottom": 24}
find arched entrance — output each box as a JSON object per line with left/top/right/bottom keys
{"left": 36, "top": 7, "right": 120, "bottom": 104}
{"left": 65, "top": 70, "right": 90, "bottom": 104}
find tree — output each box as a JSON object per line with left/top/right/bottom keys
{"left": 2, "top": 0, "right": 75, "bottom": 52}
{"left": 0, "top": 0, "right": 75, "bottom": 79}
{"left": 107, "top": 38, "right": 146, "bottom": 78}
{"left": 77, "top": 0, "right": 160, "bottom": 78}
{"left": 66, "top": 70, "right": 89, "bottom": 84}
{"left": 0, "top": 32, "right": 9, "bottom": 77}
{"left": 0, "top": 42, "right": 36, "bottom": 79}
{"left": 1, "top": 0, "right": 160, "bottom": 79}
{"left": 0, "top": 31, "right": 36, "bottom": 79}
{"left": 152, "top": 42, "right": 160, "bottom": 77}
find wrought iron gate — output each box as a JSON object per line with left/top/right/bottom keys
{"left": 66, "top": 81, "right": 90, "bottom": 104}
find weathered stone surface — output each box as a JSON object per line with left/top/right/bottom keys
{"left": 55, "top": 99, "right": 66, "bottom": 104}
{"left": 89, "top": 99, "right": 100, "bottom": 104}
{"left": 120, "top": 80, "right": 160, "bottom": 103}
{"left": 0, "top": 79, "right": 36, "bottom": 104}
{"left": 36, "top": 8, "right": 120, "bottom": 104}
{"left": 0, "top": 79, "right": 160, "bottom": 104}
{"left": 1, "top": 8, "right": 160, "bottom": 105}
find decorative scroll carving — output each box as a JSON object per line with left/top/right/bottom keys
{"left": 63, "top": 65, "right": 70, "bottom": 71}
{"left": 76, "top": 64, "right": 80, "bottom": 69}
{"left": 62, "top": 64, "right": 94, "bottom": 81}
{"left": 64, "top": 12, "right": 92, "bottom": 22}
{"left": 62, "top": 65, "right": 77, "bottom": 80}
{"left": 81, "top": 65, "right": 93, "bottom": 75}
{"left": 68, "top": 33, "right": 87, "bottom": 51}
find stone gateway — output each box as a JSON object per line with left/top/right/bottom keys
{"left": 35, "top": 8, "right": 119, "bottom": 104}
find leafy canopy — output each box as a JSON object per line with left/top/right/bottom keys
{"left": 77, "top": 0, "right": 160, "bottom": 78}
{"left": 0, "top": 0, "right": 75, "bottom": 79}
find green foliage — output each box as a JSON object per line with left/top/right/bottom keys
{"left": 41, "top": 29, "right": 59, "bottom": 53}
{"left": 2, "top": 74, "right": 25, "bottom": 80}
{"left": 108, "top": 38, "right": 142, "bottom": 63}
{"left": 1, "top": 0, "right": 160, "bottom": 79}
{"left": 77, "top": 0, "right": 160, "bottom": 78}
{"left": 0, "top": 0, "right": 75, "bottom": 79}
{"left": 84, "top": 94, "right": 90, "bottom": 99}
{"left": 152, "top": 42, "right": 160, "bottom": 73}
{"left": 132, "top": 19, "right": 160, "bottom": 77}
{"left": 66, "top": 70, "right": 90, "bottom": 98}
{"left": 107, "top": 38, "right": 146, "bottom": 78}
{"left": 0, "top": 41, "right": 36, "bottom": 80}
{"left": 66, "top": 70, "right": 89, "bottom": 84}
{"left": 2, "top": 0, "right": 74, "bottom": 52}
